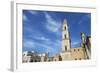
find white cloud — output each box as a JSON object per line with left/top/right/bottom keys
{"left": 23, "top": 40, "right": 35, "bottom": 49}
{"left": 40, "top": 36, "right": 49, "bottom": 41}
{"left": 23, "top": 10, "right": 38, "bottom": 23}
{"left": 33, "top": 36, "right": 59, "bottom": 52}
{"left": 23, "top": 38, "right": 52, "bottom": 51}
{"left": 72, "top": 41, "right": 79, "bottom": 45}
{"left": 24, "top": 35, "right": 61, "bottom": 54}
{"left": 31, "top": 34, "right": 50, "bottom": 42}
{"left": 44, "top": 12, "right": 61, "bottom": 32}
{"left": 28, "top": 10, "right": 38, "bottom": 15}
{"left": 23, "top": 14, "right": 28, "bottom": 21}
{"left": 71, "top": 41, "right": 80, "bottom": 47}
{"left": 37, "top": 42, "right": 52, "bottom": 50}
{"left": 39, "top": 36, "right": 52, "bottom": 46}
{"left": 27, "top": 31, "right": 52, "bottom": 46}
{"left": 24, "top": 26, "right": 51, "bottom": 46}
{"left": 24, "top": 26, "right": 60, "bottom": 50}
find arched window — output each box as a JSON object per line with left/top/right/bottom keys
{"left": 64, "top": 26, "right": 66, "bottom": 30}
{"left": 65, "top": 46, "right": 67, "bottom": 51}
{"left": 75, "top": 58, "right": 77, "bottom": 60}
{"left": 78, "top": 49, "right": 80, "bottom": 51}
{"left": 59, "top": 55, "right": 62, "bottom": 61}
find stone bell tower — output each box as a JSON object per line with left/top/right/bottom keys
{"left": 62, "top": 19, "right": 71, "bottom": 52}
{"left": 61, "top": 19, "right": 72, "bottom": 60}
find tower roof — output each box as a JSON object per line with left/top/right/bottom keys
{"left": 63, "top": 19, "right": 67, "bottom": 24}
{"left": 63, "top": 19, "right": 68, "bottom": 28}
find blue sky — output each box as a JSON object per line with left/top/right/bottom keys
{"left": 23, "top": 10, "right": 91, "bottom": 57}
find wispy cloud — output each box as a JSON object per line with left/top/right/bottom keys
{"left": 23, "top": 26, "right": 53, "bottom": 51}
{"left": 23, "top": 10, "right": 91, "bottom": 57}
{"left": 23, "top": 14, "right": 28, "bottom": 22}
{"left": 78, "top": 14, "right": 90, "bottom": 25}
{"left": 23, "top": 12, "right": 62, "bottom": 54}
{"left": 23, "top": 37, "right": 52, "bottom": 53}
{"left": 28, "top": 10, "right": 38, "bottom": 15}
{"left": 33, "top": 35, "right": 50, "bottom": 42}
{"left": 24, "top": 24, "right": 57, "bottom": 47}
{"left": 23, "top": 39, "right": 35, "bottom": 49}
{"left": 24, "top": 35, "right": 61, "bottom": 54}
{"left": 44, "top": 12, "right": 61, "bottom": 32}
{"left": 71, "top": 40, "right": 80, "bottom": 48}
{"left": 40, "top": 36, "right": 49, "bottom": 41}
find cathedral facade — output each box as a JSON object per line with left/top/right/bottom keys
{"left": 60, "top": 19, "right": 91, "bottom": 60}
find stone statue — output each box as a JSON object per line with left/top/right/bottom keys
{"left": 81, "top": 33, "right": 86, "bottom": 44}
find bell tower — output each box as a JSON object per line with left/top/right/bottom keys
{"left": 62, "top": 19, "right": 71, "bottom": 52}
{"left": 60, "top": 19, "right": 71, "bottom": 60}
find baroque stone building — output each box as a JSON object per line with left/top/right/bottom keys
{"left": 60, "top": 19, "right": 91, "bottom": 60}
